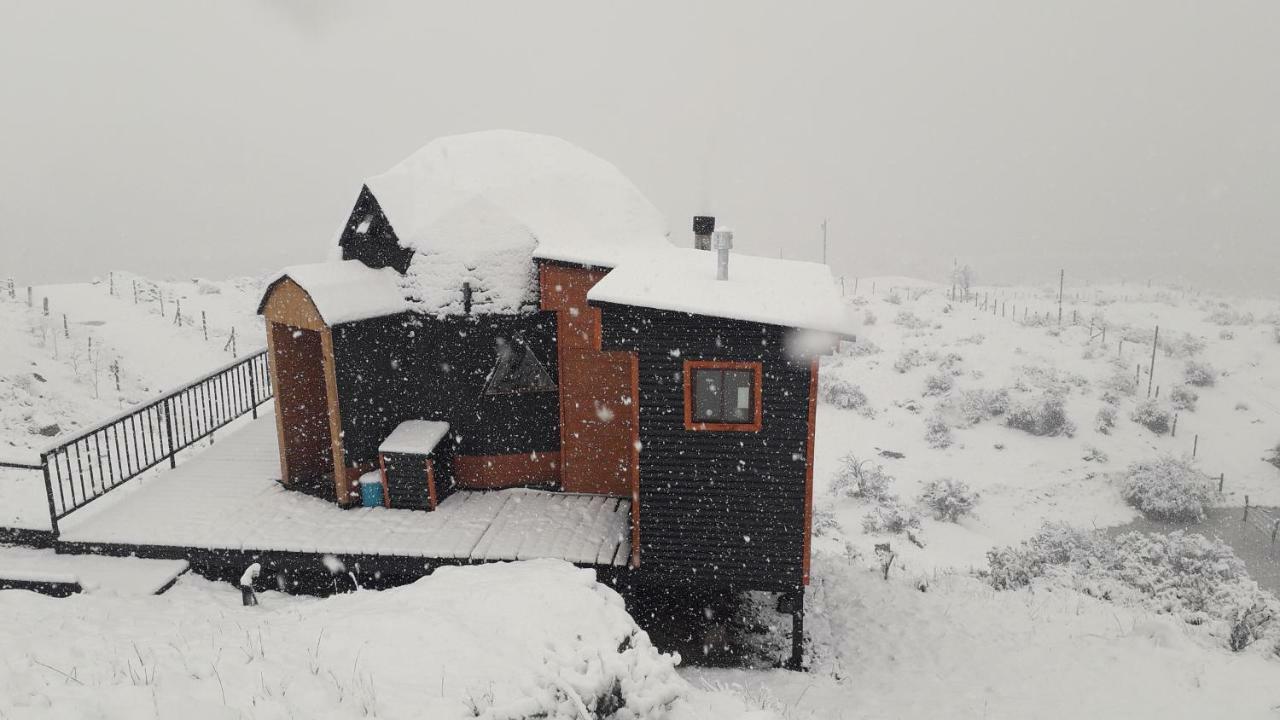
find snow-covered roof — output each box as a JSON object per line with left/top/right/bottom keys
{"left": 264, "top": 260, "right": 408, "bottom": 326}
{"left": 587, "top": 247, "right": 854, "bottom": 335}
{"left": 399, "top": 196, "right": 538, "bottom": 318}
{"left": 379, "top": 420, "right": 451, "bottom": 455}
{"left": 364, "top": 130, "right": 671, "bottom": 271}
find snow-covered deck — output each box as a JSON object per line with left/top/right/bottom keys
{"left": 58, "top": 411, "right": 631, "bottom": 567}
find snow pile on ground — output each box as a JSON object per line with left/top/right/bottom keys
{"left": 365, "top": 130, "right": 670, "bottom": 269}
{"left": 0, "top": 560, "right": 722, "bottom": 719}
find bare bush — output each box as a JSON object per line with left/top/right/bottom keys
{"left": 925, "top": 413, "right": 953, "bottom": 449}
{"left": 918, "top": 478, "right": 979, "bottom": 522}
{"left": 1095, "top": 406, "right": 1117, "bottom": 434}
{"left": 1006, "top": 393, "right": 1074, "bottom": 437}
{"left": 893, "top": 310, "right": 928, "bottom": 329}
{"left": 1266, "top": 442, "right": 1280, "bottom": 470}
{"left": 862, "top": 498, "right": 921, "bottom": 535}
{"left": 1204, "top": 305, "right": 1255, "bottom": 326}
{"left": 1130, "top": 399, "right": 1172, "bottom": 434}
{"left": 1184, "top": 360, "right": 1218, "bottom": 387}
{"left": 1161, "top": 331, "right": 1207, "bottom": 359}
{"left": 838, "top": 337, "right": 880, "bottom": 357}
{"left": 954, "top": 387, "right": 1010, "bottom": 426}
{"left": 893, "top": 348, "right": 925, "bottom": 374}
{"left": 1169, "top": 385, "right": 1198, "bottom": 412}
{"left": 863, "top": 310, "right": 877, "bottom": 326}
{"left": 922, "top": 373, "right": 953, "bottom": 397}
{"left": 818, "top": 376, "right": 877, "bottom": 417}
{"left": 1122, "top": 455, "right": 1215, "bottom": 521}
{"left": 829, "top": 455, "right": 895, "bottom": 501}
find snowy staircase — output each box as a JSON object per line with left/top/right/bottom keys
{"left": 0, "top": 546, "right": 189, "bottom": 597}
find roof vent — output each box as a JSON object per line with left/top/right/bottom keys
{"left": 712, "top": 229, "right": 734, "bottom": 281}
{"left": 693, "top": 216, "right": 715, "bottom": 251}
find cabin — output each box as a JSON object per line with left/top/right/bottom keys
{"left": 257, "top": 130, "right": 851, "bottom": 667}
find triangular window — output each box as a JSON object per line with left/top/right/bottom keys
{"left": 483, "top": 337, "right": 556, "bottom": 394}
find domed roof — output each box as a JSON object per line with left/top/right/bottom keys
{"left": 364, "top": 130, "right": 671, "bottom": 269}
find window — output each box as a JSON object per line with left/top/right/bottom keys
{"left": 683, "top": 360, "right": 763, "bottom": 431}
{"left": 483, "top": 337, "right": 556, "bottom": 395}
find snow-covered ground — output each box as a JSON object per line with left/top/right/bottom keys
{"left": 2, "top": 272, "right": 1280, "bottom": 718}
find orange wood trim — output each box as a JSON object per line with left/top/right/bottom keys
{"left": 265, "top": 321, "right": 292, "bottom": 486}
{"left": 628, "top": 352, "right": 641, "bottom": 568}
{"left": 260, "top": 278, "right": 327, "bottom": 331}
{"left": 454, "top": 452, "right": 563, "bottom": 490}
{"left": 682, "top": 359, "right": 764, "bottom": 432}
{"left": 425, "top": 458, "right": 439, "bottom": 510}
{"left": 803, "top": 358, "right": 818, "bottom": 585}
{"left": 378, "top": 453, "right": 391, "bottom": 509}
{"left": 320, "top": 328, "right": 350, "bottom": 506}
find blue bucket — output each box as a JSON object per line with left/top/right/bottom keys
{"left": 359, "top": 474, "right": 384, "bottom": 508}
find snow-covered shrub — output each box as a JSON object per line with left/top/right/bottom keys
{"left": 922, "top": 373, "right": 953, "bottom": 397}
{"left": 955, "top": 333, "right": 985, "bottom": 345}
{"left": 1273, "top": 324, "right": 1280, "bottom": 344}
{"left": 1094, "top": 406, "right": 1117, "bottom": 435}
{"left": 893, "top": 310, "right": 928, "bottom": 329}
{"left": 954, "top": 387, "right": 1010, "bottom": 425}
{"left": 818, "top": 376, "right": 876, "bottom": 417}
{"left": 811, "top": 507, "right": 840, "bottom": 537}
{"left": 195, "top": 279, "right": 222, "bottom": 295}
{"left": 1161, "top": 331, "right": 1206, "bottom": 358}
{"left": 1169, "top": 385, "right": 1198, "bottom": 412}
{"left": 862, "top": 310, "right": 877, "bottom": 326}
{"left": 861, "top": 498, "right": 921, "bottom": 535}
{"left": 924, "top": 413, "right": 953, "bottom": 449}
{"left": 986, "top": 525, "right": 1279, "bottom": 652}
{"left": 918, "top": 478, "right": 979, "bottom": 522}
{"left": 1219, "top": 329, "right": 1234, "bottom": 340}
{"left": 893, "top": 348, "right": 925, "bottom": 374}
{"left": 1130, "top": 399, "right": 1172, "bottom": 434}
{"left": 1083, "top": 445, "right": 1109, "bottom": 463}
{"left": 1101, "top": 368, "right": 1137, "bottom": 397}
{"left": 1204, "top": 305, "right": 1255, "bottom": 326}
{"left": 936, "top": 352, "right": 964, "bottom": 373}
{"left": 885, "top": 291, "right": 902, "bottom": 305}
{"left": 1184, "top": 360, "right": 1218, "bottom": 387}
{"left": 838, "top": 336, "right": 880, "bottom": 357}
{"left": 1121, "top": 455, "right": 1215, "bottom": 521}
{"left": 1005, "top": 393, "right": 1074, "bottom": 437}
{"left": 1235, "top": 402, "right": 1250, "bottom": 412}
{"left": 829, "top": 455, "right": 894, "bottom": 502}
{"left": 1266, "top": 442, "right": 1280, "bottom": 470}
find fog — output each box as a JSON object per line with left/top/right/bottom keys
{"left": 1, "top": 1, "right": 1277, "bottom": 294}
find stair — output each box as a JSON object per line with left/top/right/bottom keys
{"left": 0, "top": 546, "right": 189, "bottom": 597}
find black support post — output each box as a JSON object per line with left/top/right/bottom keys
{"left": 786, "top": 587, "right": 806, "bottom": 671}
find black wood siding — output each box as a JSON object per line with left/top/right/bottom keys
{"left": 596, "top": 302, "right": 812, "bottom": 592}
{"left": 331, "top": 312, "right": 560, "bottom": 466}
{"left": 382, "top": 448, "right": 456, "bottom": 510}
{"left": 338, "top": 186, "right": 414, "bottom": 274}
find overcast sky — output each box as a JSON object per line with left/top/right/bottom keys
{"left": 2, "top": 2, "right": 1277, "bottom": 294}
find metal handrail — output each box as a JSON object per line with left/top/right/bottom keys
{"left": 34, "top": 350, "right": 273, "bottom": 535}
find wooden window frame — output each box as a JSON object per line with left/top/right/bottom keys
{"left": 683, "top": 359, "right": 763, "bottom": 432}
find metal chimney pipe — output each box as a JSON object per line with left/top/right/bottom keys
{"left": 693, "top": 216, "right": 715, "bottom": 251}
{"left": 712, "top": 229, "right": 733, "bottom": 281}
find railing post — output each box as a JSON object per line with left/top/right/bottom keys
{"left": 163, "top": 397, "right": 177, "bottom": 469}
{"left": 249, "top": 360, "right": 259, "bottom": 419}
{"left": 40, "top": 452, "right": 59, "bottom": 538}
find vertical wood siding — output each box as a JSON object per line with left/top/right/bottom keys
{"left": 596, "top": 302, "right": 812, "bottom": 591}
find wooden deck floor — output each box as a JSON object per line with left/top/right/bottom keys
{"left": 58, "top": 412, "right": 631, "bottom": 567}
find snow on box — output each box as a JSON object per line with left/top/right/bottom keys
{"left": 588, "top": 246, "right": 854, "bottom": 335}
{"left": 364, "top": 129, "right": 671, "bottom": 271}
{"left": 265, "top": 259, "right": 407, "bottom": 325}
{"left": 378, "top": 419, "right": 450, "bottom": 454}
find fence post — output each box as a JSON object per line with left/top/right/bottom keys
{"left": 43, "top": 297, "right": 49, "bottom": 316}
{"left": 175, "top": 299, "right": 182, "bottom": 327}
{"left": 1272, "top": 519, "right": 1278, "bottom": 544}
{"left": 27, "top": 286, "right": 32, "bottom": 307}
{"left": 109, "top": 272, "right": 114, "bottom": 296}
{"left": 1171, "top": 414, "right": 1177, "bottom": 437}
{"left": 249, "top": 360, "right": 259, "bottom": 419}
{"left": 1193, "top": 434, "right": 1198, "bottom": 458}
{"left": 1148, "top": 326, "right": 1159, "bottom": 398}
{"left": 63, "top": 314, "right": 69, "bottom": 339}
{"left": 1218, "top": 473, "right": 1224, "bottom": 493}
{"left": 132, "top": 280, "right": 138, "bottom": 304}
{"left": 163, "top": 397, "right": 177, "bottom": 469}
{"left": 40, "top": 452, "right": 60, "bottom": 537}
{"left": 6, "top": 277, "right": 13, "bottom": 299}
{"left": 1243, "top": 495, "right": 1249, "bottom": 522}
{"left": 202, "top": 311, "right": 208, "bottom": 340}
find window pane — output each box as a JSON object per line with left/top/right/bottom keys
{"left": 694, "top": 369, "right": 723, "bottom": 421}
{"left": 721, "top": 370, "right": 754, "bottom": 423}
